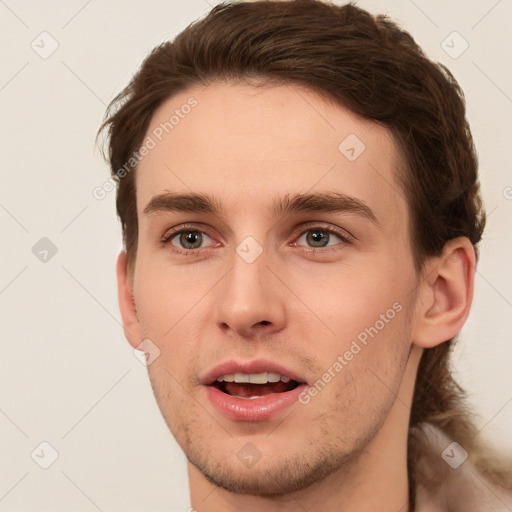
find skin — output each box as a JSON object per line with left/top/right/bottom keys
{"left": 117, "top": 82, "right": 475, "bottom": 511}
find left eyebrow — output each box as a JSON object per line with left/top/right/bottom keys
{"left": 272, "top": 192, "right": 380, "bottom": 228}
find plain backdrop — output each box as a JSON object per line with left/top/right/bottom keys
{"left": 1, "top": 1, "right": 511, "bottom": 510}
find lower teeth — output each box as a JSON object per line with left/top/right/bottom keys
{"left": 235, "top": 395, "right": 264, "bottom": 399}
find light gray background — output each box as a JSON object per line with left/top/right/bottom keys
{"left": 1, "top": 1, "right": 511, "bottom": 510}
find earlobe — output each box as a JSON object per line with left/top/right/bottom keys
{"left": 412, "top": 237, "right": 476, "bottom": 349}
{"left": 116, "top": 251, "right": 143, "bottom": 349}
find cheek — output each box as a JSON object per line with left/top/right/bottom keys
{"left": 291, "top": 263, "right": 414, "bottom": 415}
{"left": 132, "top": 268, "right": 210, "bottom": 397}
{"left": 133, "top": 255, "right": 213, "bottom": 340}
{"left": 289, "top": 262, "right": 410, "bottom": 349}
{"left": 145, "top": 360, "right": 196, "bottom": 441}
{"left": 310, "top": 311, "right": 412, "bottom": 425}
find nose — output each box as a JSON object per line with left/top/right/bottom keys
{"left": 213, "top": 249, "right": 287, "bottom": 339}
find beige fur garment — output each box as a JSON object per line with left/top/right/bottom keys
{"left": 414, "top": 424, "right": 512, "bottom": 511}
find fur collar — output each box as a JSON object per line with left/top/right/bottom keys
{"left": 414, "top": 424, "right": 512, "bottom": 511}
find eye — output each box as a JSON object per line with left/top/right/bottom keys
{"left": 294, "top": 226, "right": 351, "bottom": 249}
{"left": 163, "top": 229, "right": 215, "bottom": 251}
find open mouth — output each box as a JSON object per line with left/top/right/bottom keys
{"left": 212, "top": 372, "right": 301, "bottom": 399}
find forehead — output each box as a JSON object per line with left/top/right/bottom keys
{"left": 136, "top": 82, "right": 406, "bottom": 227}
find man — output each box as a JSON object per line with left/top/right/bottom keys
{"left": 99, "top": 1, "right": 512, "bottom": 510}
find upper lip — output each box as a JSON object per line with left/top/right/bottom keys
{"left": 200, "top": 359, "right": 308, "bottom": 386}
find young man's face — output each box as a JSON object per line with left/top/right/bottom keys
{"left": 128, "top": 82, "right": 422, "bottom": 495}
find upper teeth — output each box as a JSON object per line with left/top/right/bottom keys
{"left": 216, "top": 372, "right": 291, "bottom": 384}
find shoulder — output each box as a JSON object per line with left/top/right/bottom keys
{"left": 413, "top": 423, "right": 512, "bottom": 512}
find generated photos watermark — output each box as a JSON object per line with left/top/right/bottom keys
{"left": 298, "top": 301, "right": 403, "bottom": 404}
{"left": 93, "top": 96, "right": 198, "bottom": 200}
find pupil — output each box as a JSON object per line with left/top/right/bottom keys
{"left": 307, "top": 230, "right": 329, "bottom": 247}
{"left": 181, "top": 231, "right": 202, "bottom": 249}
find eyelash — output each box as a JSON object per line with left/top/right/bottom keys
{"left": 160, "top": 223, "right": 354, "bottom": 255}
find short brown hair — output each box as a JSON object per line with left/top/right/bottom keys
{"left": 99, "top": 0, "right": 509, "bottom": 506}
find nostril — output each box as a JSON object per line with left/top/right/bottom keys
{"left": 260, "top": 320, "right": 270, "bottom": 326}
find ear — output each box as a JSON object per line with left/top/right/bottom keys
{"left": 412, "top": 237, "right": 476, "bottom": 349}
{"left": 116, "top": 251, "right": 143, "bottom": 349}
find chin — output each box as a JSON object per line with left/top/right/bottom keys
{"left": 186, "top": 439, "right": 361, "bottom": 497}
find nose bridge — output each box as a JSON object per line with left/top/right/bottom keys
{"left": 214, "top": 242, "right": 286, "bottom": 335}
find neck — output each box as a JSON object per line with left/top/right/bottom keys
{"left": 188, "top": 345, "right": 422, "bottom": 512}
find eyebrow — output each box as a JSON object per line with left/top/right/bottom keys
{"left": 143, "top": 191, "right": 379, "bottom": 226}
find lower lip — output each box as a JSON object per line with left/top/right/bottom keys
{"left": 204, "top": 384, "right": 306, "bottom": 422}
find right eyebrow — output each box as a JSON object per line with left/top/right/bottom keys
{"left": 143, "top": 192, "right": 221, "bottom": 215}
